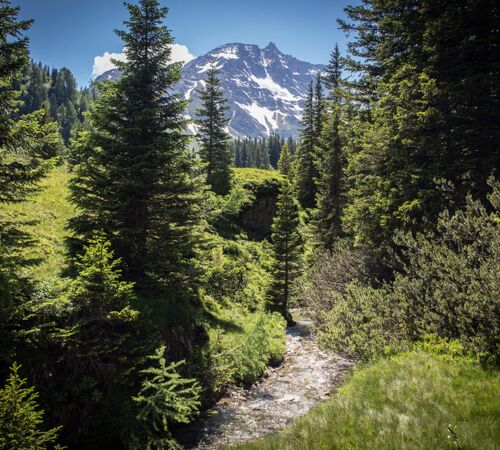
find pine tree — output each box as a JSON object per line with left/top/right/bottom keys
{"left": 314, "top": 45, "right": 347, "bottom": 248}
{"left": 69, "top": 0, "right": 203, "bottom": 296}
{"left": 295, "top": 82, "right": 317, "bottom": 208}
{"left": 47, "top": 234, "right": 149, "bottom": 447}
{"left": 132, "top": 345, "right": 200, "bottom": 449}
{"left": 268, "top": 133, "right": 282, "bottom": 169}
{"left": 340, "top": 0, "right": 500, "bottom": 258}
{"left": 267, "top": 180, "right": 302, "bottom": 324}
{"left": 261, "top": 139, "right": 271, "bottom": 169}
{"left": 286, "top": 136, "right": 296, "bottom": 154}
{"left": 277, "top": 143, "right": 292, "bottom": 177}
{"left": 234, "top": 139, "right": 242, "bottom": 167}
{"left": 313, "top": 72, "right": 324, "bottom": 139}
{"left": 0, "top": 363, "right": 62, "bottom": 449}
{"left": 196, "top": 65, "right": 232, "bottom": 195}
{"left": 324, "top": 43, "right": 341, "bottom": 96}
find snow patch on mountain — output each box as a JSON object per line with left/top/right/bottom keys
{"left": 249, "top": 74, "right": 299, "bottom": 102}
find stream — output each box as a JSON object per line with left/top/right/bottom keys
{"left": 178, "top": 316, "right": 353, "bottom": 449}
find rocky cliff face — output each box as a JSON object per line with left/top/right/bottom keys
{"left": 96, "top": 42, "right": 323, "bottom": 138}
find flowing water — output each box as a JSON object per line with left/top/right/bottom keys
{"left": 178, "top": 316, "right": 353, "bottom": 449}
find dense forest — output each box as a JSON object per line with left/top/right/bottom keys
{"left": 0, "top": 0, "right": 498, "bottom": 449}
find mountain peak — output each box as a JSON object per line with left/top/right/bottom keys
{"left": 97, "top": 42, "right": 324, "bottom": 138}
{"left": 265, "top": 41, "right": 278, "bottom": 51}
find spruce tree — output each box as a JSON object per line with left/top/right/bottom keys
{"left": 69, "top": 0, "right": 203, "bottom": 297}
{"left": 267, "top": 180, "right": 302, "bottom": 324}
{"left": 313, "top": 72, "right": 324, "bottom": 139}
{"left": 277, "top": 143, "right": 292, "bottom": 177}
{"left": 295, "top": 82, "right": 317, "bottom": 208}
{"left": 55, "top": 235, "right": 145, "bottom": 446}
{"left": 340, "top": 0, "right": 500, "bottom": 257}
{"left": 314, "top": 46, "right": 346, "bottom": 249}
{"left": 196, "top": 65, "right": 232, "bottom": 195}
{"left": 132, "top": 345, "right": 200, "bottom": 449}
{"left": 286, "top": 136, "right": 296, "bottom": 154}
{"left": 324, "top": 43, "right": 341, "bottom": 96}
{"left": 0, "top": 363, "right": 62, "bottom": 449}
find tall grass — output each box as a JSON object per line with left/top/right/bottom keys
{"left": 231, "top": 351, "right": 500, "bottom": 450}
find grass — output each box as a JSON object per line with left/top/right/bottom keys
{"left": 4, "top": 165, "right": 75, "bottom": 280}
{"left": 231, "top": 350, "right": 500, "bottom": 450}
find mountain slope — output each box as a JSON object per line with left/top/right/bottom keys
{"left": 96, "top": 42, "right": 323, "bottom": 138}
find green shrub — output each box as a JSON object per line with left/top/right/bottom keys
{"left": 311, "top": 180, "right": 499, "bottom": 364}
{"left": 196, "top": 310, "right": 286, "bottom": 400}
{"left": 202, "top": 237, "right": 273, "bottom": 311}
{"left": 316, "top": 282, "right": 410, "bottom": 361}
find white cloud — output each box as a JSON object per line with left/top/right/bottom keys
{"left": 170, "top": 43, "right": 194, "bottom": 65}
{"left": 92, "top": 44, "right": 195, "bottom": 78}
{"left": 92, "top": 51, "right": 127, "bottom": 77}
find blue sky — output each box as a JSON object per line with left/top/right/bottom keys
{"left": 14, "top": 0, "right": 356, "bottom": 87}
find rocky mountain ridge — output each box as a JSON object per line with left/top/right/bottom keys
{"left": 96, "top": 42, "right": 323, "bottom": 138}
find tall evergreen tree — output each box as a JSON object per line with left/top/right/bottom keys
{"left": 314, "top": 46, "right": 347, "bottom": 249}
{"left": 53, "top": 235, "right": 146, "bottom": 446}
{"left": 295, "top": 82, "right": 317, "bottom": 208}
{"left": 267, "top": 180, "right": 302, "bottom": 324}
{"left": 313, "top": 72, "right": 324, "bottom": 139}
{"left": 196, "top": 65, "right": 232, "bottom": 195}
{"left": 69, "top": 0, "right": 203, "bottom": 297}
{"left": 340, "top": 0, "right": 500, "bottom": 258}
{"left": 277, "top": 143, "right": 292, "bottom": 177}
{"left": 324, "top": 43, "right": 341, "bottom": 96}
{"left": 286, "top": 136, "right": 297, "bottom": 154}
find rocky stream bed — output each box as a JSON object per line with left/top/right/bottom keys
{"left": 178, "top": 316, "right": 353, "bottom": 449}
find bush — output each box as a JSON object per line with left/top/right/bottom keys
{"left": 316, "top": 282, "right": 409, "bottom": 361}
{"left": 311, "top": 180, "right": 499, "bottom": 364}
{"left": 202, "top": 237, "right": 273, "bottom": 311}
{"left": 195, "top": 310, "right": 286, "bottom": 401}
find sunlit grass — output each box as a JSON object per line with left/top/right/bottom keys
{"left": 5, "top": 165, "right": 75, "bottom": 280}
{"left": 231, "top": 351, "right": 500, "bottom": 450}
{"left": 233, "top": 167, "right": 283, "bottom": 186}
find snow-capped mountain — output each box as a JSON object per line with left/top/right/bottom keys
{"left": 96, "top": 42, "right": 323, "bottom": 138}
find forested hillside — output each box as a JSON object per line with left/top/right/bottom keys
{"left": 0, "top": 0, "right": 498, "bottom": 449}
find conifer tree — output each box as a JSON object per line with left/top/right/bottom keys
{"left": 314, "top": 45, "right": 346, "bottom": 248}
{"left": 324, "top": 43, "right": 341, "bottom": 95}
{"left": 0, "top": 363, "right": 62, "bottom": 449}
{"left": 233, "top": 138, "right": 242, "bottom": 167}
{"left": 196, "top": 65, "right": 232, "bottom": 195}
{"left": 132, "top": 345, "right": 200, "bottom": 449}
{"left": 69, "top": 0, "right": 203, "bottom": 296}
{"left": 286, "top": 136, "right": 296, "bottom": 154}
{"left": 277, "top": 143, "right": 292, "bottom": 177}
{"left": 313, "top": 72, "right": 324, "bottom": 138}
{"left": 267, "top": 180, "right": 302, "bottom": 324}
{"left": 55, "top": 235, "right": 144, "bottom": 446}
{"left": 295, "top": 82, "right": 317, "bottom": 208}
{"left": 340, "top": 0, "right": 500, "bottom": 258}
